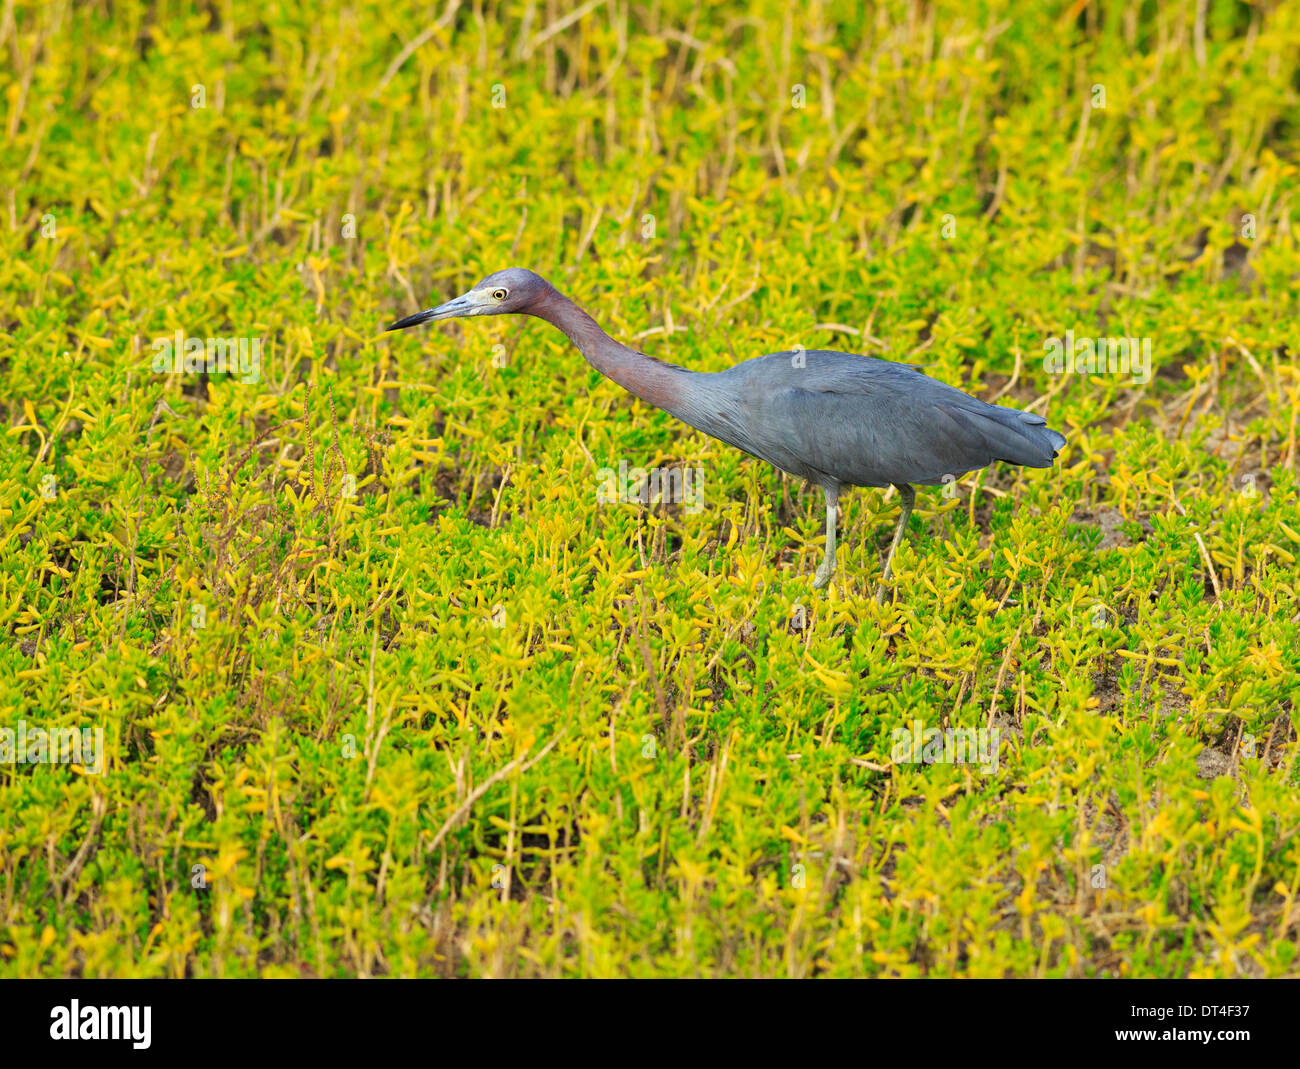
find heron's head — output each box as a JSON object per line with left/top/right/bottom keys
{"left": 386, "top": 268, "right": 554, "bottom": 331}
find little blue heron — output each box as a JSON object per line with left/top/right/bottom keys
{"left": 388, "top": 268, "right": 1066, "bottom": 599}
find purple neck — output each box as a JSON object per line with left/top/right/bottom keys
{"left": 530, "top": 289, "right": 686, "bottom": 413}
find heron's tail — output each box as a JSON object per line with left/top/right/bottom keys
{"left": 945, "top": 400, "right": 1067, "bottom": 469}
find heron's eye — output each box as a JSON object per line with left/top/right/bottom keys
{"left": 492, "top": 288, "right": 508, "bottom": 301}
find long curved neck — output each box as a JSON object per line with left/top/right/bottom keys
{"left": 530, "top": 289, "right": 691, "bottom": 414}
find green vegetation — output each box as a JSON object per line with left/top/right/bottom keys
{"left": 2, "top": 0, "right": 1298, "bottom": 977}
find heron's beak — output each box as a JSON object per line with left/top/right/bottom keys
{"left": 385, "top": 293, "right": 473, "bottom": 332}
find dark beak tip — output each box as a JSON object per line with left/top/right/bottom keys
{"left": 387, "top": 295, "right": 470, "bottom": 333}
{"left": 386, "top": 309, "right": 435, "bottom": 333}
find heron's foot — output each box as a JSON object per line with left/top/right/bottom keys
{"left": 812, "top": 559, "right": 835, "bottom": 589}
{"left": 874, "top": 551, "right": 900, "bottom": 605}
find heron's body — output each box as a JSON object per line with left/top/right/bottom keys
{"left": 388, "top": 268, "right": 1066, "bottom": 596}
{"left": 653, "top": 349, "right": 1062, "bottom": 490}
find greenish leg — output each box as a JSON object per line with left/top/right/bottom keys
{"left": 875, "top": 483, "right": 915, "bottom": 605}
{"left": 812, "top": 487, "right": 838, "bottom": 589}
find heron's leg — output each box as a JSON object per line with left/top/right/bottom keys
{"left": 875, "top": 483, "right": 916, "bottom": 604}
{"left": 812, "top": 486, "right": 839, "bottom": 589}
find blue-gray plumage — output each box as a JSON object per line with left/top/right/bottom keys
{"left": 388, "top": 268, "right": 1066, "bottom": 598}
